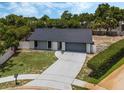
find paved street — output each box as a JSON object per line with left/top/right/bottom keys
{"left": 24, "top": 51, "right": 86, "bottom": 90}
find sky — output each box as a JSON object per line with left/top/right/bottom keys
{"left": 0, "top": 2, "right": 124, "bottom": 18}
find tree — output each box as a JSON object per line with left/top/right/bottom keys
{"left": 95, "top": 3, "right": 110, "bottom": 19}
{"left": 37, "top": 20, "right": 46, "bottom": 28}
{"left": 120, "top": 9, "right": 124, "bottom": 21}
{"left": 90, "top": 18, "right": 105, "bottom": 31}
{"left": 0, "top": 24, "right": 7, "bottom": 40}
{"left": 4, "top": 29, "right": 18, "bottom": 49}
{"left": 72, "top": 14, "right": 79, "bottom": 20}
{"left": 104, "top": 18, "right": 118, "bottom": 31}
{"left": 40, "top": 15, "right": 50, "bottom": 28}
{"left": 90, "top": 17, "right": 118, "bottom": 32}
{"left": 13, "top": 26, "right": 31, "bottom": 40}
{"left": 68, "top": 19, "right": 81, "bottom": 28}
{"left": 0, "top": 43, "right": 5, "bottom": 55}
{"left": 55, "top": 19, "right": 68, "bottom": 28}
{"left": 92, "top": 3, "right": 121, "bottom": 32}
{"left": 5, "top": 14, "right": 19, "bottom": 26}
{"left": 16, "top": 17, "right": 27, "bottom": 27}
{"left": 0, "top": 18, "right": 7, "bottom": 25}
{"left": 47, "top": 19, "right": 55, "bottom": 28}
{"left": 61, "top": 10, "right": 72, "bottom": 20}
{"left": 40, "top": 15, "right": 49, "bottom": 21}
{"left": 109, "top": 6, "right": 123, "bottom": 21}
{"left": 79, "top": 13, "right": 94, "bottom": 28}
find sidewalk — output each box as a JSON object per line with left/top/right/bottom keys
{"left": 0, "top": 74, "right": 40, "bottom": 83}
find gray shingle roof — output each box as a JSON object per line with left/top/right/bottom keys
{"left": 27, "top": 28, "right": 93, "bottom": 43}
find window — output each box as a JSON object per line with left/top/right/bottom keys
{"left": 48, "top": 41, "right": 51, "bottom": 49}
{"left": 121, "top": 25, "right": 124, "bottom": 31}
{"left": 59, "top": 42, "right": 62, "bottom": 50}
{"left": 34, "top": 41, "right": 38, "bottom": 48}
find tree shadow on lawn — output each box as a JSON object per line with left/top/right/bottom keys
{"left": 0, "top": 52, "right": 21, "bottom": 77}
{"left": 12, "top": 52, "right": 20, "bottom": 57}
{"left": 0, "top": 60, "right": 16, "bottom": 71}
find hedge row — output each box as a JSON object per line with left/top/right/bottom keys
{"left": 87, "top": 39, "right": 124, "bottom": 79}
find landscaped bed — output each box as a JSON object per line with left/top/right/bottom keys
{"left": 77, "top": 39, "right": 124, "bottom": 84}
{"left": 0, "top": 79, "right": 32, "bottom": 89}
{"left": 0, "top": 51, "right": 56, "bottom": 77}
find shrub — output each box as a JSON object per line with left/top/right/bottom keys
{"left": 87, "top": 39, "right": 124, "bottom": 79}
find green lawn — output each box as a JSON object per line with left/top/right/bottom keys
{"left": 0, "top": 51, "right": 56, "bottom": 77}
{"left": 77, "top": 57, "right": 124, "bottom": 84}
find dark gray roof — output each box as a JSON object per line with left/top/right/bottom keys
{"left": 27, "top": 28, "right": 93, "bottom": 43}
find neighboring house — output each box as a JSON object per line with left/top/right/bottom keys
{"left": 23, "top": 28, "right": 95, "bottom": 53}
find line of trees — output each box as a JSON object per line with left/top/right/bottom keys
{"left": 0, "top": 3, "right": 124, "bottom": 54}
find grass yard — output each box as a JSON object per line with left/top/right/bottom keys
{"left": 0, "top": 51, "right": 56, "bottom": 77}
{"left": 0, "top": 79, "right": 32, "bottom": 89}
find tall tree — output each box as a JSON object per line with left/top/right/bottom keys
{"left": 40, "top": 15, "right": 50, "bottom": 28}
{"left": 109, "top": 6, "right": 123, "bottom": 21}
{"left": 68, "top": 19, "right": 81, "bottom": 28}
{"left": 95, "top": 3, "right": 110, "bottom": 19}
{"left": 6, "top": 14, "right": 19, "bottom": 25}
{"left": 79, "top": 13, "right": 94, "bottom": 28}
{"left": 40, "top": 15, "right": 49, "bottom": 21}
{"left": 61, "top": 10, "right": 72, "bottom": 20}
{"left": 104, "top": 18, "right": 118, "bottom": 31}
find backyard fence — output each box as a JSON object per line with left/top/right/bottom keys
{"left": 119, "top": 31, "right": 124, "bottom": 36}
{"left": 0, "top": 48, "right": 15, "bottom": 65}
{"left": 92, "top": 30, "right": 119, "bottom": 36}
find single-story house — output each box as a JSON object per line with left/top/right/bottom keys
{"left": 27, "top": 28, "right": 95, "bottom": 53}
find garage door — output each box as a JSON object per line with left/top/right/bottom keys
{"left": 65, "top": 42, "right": 86, "bottom": 52}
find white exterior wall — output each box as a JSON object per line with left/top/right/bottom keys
{"left": 91, "top": 44, "right": 96, "bottom": 53}
{"left": 86, "top": 44, "right": 91, "bottom": 53}
{"left": 62, "top": 42, "right": 65, "bottom": 51}
{"left": 52, "top": 42, "right": 58, "bottom": 50}
{"left": 18, "top": 41, "right": 30, "bottom": 49}
{"left": 29, "top": 41, "right": 34, "bottom": 49}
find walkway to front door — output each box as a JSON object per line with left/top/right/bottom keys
{"left": 24, "top": 51, "right": 86, "bottom": 90}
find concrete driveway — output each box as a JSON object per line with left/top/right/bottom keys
{"left": 24, "top": 51, "right": 86, "bottom": 90}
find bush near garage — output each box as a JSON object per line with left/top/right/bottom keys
{"left": 87, "top": 39, "right": 124, "bottom": 79}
